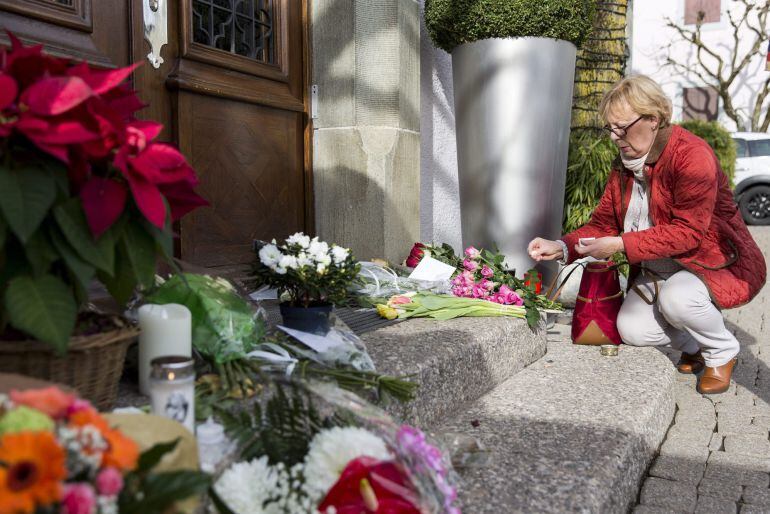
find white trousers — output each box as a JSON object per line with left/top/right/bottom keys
{"left": 616, "top": 270, "right": 739, "bottom": 367}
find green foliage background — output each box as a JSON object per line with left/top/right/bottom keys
{"left": 677, "top": 120, "right": 737, "bottom": 185}
{"left": 424, "top": 0, "right": 596, "bottom": 53}
{"left": 563, "top": 133, "right": 617, "bottom": 234}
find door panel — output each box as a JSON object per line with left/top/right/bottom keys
{"left": 178, "top": 92, "right": 305, "bottom": 266}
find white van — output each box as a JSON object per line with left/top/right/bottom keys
{"left": 732, "top": 132, "right": 770, "bottom": 225}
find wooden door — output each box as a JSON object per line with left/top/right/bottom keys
{"left": 1, "top": 0, "right": 312, "bottom": 270}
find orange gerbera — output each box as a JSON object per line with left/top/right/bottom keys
{"left": 101, "top": 428, "right": 139, "bottom": 471}
{"left": 0, "top": 431, "right": 66, "bottom": 514}
{"left": 68, "top": 407, "right": 110, "bottom": 432}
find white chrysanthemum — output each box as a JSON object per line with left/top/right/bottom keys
{"left": 297, "top": 252, "right": 313, "bottom": 268}
{"left": 331, "top": 246, "right": 349, "bottom": 265}
{"left": 279, "top": 255, "right": 299, "bottom": 270}
{"left": 259, "top": 244, "right": 283, "bottom": 267}
{"left": 286, "top": 232, "right": 311, "bottom": 248}
{"left": 302, "top": 427, "right": 392, "bottom": 501}
{"left": 215, "top": 457, "right": 281, "bottom": 514}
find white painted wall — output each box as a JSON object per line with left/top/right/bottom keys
{"left": 418, "top": 1, "right": 463, "bottom": 251}
{"left": 631, "top": 0, "right": 770, "bottom": 132}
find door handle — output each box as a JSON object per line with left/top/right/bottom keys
{"left": 143, "top": 0, "right": 167, "bottom": 69}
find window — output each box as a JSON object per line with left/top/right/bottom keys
{"left": 734, "top": 138, "right": 748, "bottom": 158}
{"left": 192, "top": 0, "right": 275, "bottom": 64}
{"left": 682, "top": 86, "right": 719, "bottom": 121}
{"left": 685, "top": 0, "right": 721, "bottom": 25}
{"left": 749, "top": 140, "right": 770, "bottom": 157}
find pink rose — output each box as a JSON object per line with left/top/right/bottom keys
{"left": 463, "top": 259, "right": 478, "bottom": 272}
{"left": 480, "top": 279, "right": 495, "bottom": 291}
{"left": 481, "top": 265, "right": 494, "bottom": 279}
{"left": 390, "top": 295, "right": 412, "bottom": 305}
{"left": 464, "top": 246, "right": 480, "bottom": 259}
{"left": 96, "top": 467, "right": 124, "bottom": 497}
{"left": 61, "top": 483, "right": 96, "bottom": 514}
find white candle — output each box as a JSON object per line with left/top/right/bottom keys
{"left": 138, "top": 304, "right": 192, "bottom": 395}
{"left": 149, "top": 356, "right": 196, "bottom": 433}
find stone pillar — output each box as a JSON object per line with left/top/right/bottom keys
{"left": 312, "top": 0, "right": 420, "bottom": 264}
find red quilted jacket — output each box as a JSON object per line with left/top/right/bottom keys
{"left": 561, "top": 125, "right": 766, "bottom": 309}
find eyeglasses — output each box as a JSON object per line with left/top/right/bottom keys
{"left": 603, "top": 116, "right": 644, "bottom": 138}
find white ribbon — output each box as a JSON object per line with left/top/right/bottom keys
{"left": 246, "top": 343, "right": 298, "bottom": 377}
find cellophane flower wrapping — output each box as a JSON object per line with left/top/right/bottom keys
{"left": 212, "top": 378, "right": 460, "bottom": 514}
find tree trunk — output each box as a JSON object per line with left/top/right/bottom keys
{"left": 571, "top": 0, "right": 629, "bottom": 132}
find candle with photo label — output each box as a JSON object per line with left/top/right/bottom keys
{"left": 149, "top": 356, "right": 196, "bottom": 433}
{"left": 138, "top": 303, "right": 192, "bottom": 395}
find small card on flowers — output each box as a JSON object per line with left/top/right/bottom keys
{"left": 408, "top": 255, "right": 457, "bottom": 282}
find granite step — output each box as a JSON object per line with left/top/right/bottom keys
{"left": 436, "top": 330, "right": 677, "bottom": 513}
{"left": 363, "top": 317, "right": 547, "bottom": 428}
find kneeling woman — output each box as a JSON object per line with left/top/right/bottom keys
{"left": 528, "top": 75, "right": 766, "bottom": 394}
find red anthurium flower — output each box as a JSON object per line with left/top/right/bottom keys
{"left": 80, "top": 177, "right": 128, "bottom": 237}
{"left": 0, "top": 73, "right": 18, "bottom": 110}
{"left": 21, "top": 75, "right": 93, "bottom": 116}
{"left": 159, "top": 178, "right": 209, "bottom": 221}
{"left": 319, "top": 457, "right": 421, "bottom": 514}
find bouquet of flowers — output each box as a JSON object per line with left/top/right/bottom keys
{"left": 0, "top": 386, "right": 209, "bottom": 513}
{"left": 250, "top": 233, "right": 360, "bottom": 308}
{"left": 0, "top": 33, "right": 206, "bottom": 350}
{"left": 210, "top": 380, "right": 459, "bottom": 514}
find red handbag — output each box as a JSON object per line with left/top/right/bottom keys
{"left": 547, "top": 261, "right": 624, "bottom": 345}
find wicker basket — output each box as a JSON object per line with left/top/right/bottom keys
{"left": 0, "top": 320, "right": 139, "bottom": 411}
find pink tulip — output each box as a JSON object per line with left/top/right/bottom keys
{"left": 390, "top": 295, "right": 412, "bottom": 305}
{"left": 481, "top": 265, "right": 494, "bottom": 279}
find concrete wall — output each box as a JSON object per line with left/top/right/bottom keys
{"left": 632, "top": 0, "right": 769, "bottom": 132}
{"left": 312, "top": 0, "right": 421, "bottom": 264}
{"left": 418, "top": 0, "right": 462, "bottom": 251}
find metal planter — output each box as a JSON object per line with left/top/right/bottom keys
{"left": 452, "top": 37, "right": 577, "bottom": 277}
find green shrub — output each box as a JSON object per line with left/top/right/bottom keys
{"left": 676, "top": 120, "right": 736, "bottom": 185}
{"left": 424, "top": 0, "right": 596, "bottom": 53}
{"left": 563, "top": 131, "right": 616, "bottom": 234}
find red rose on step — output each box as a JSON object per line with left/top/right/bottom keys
{"left": 319, "top": 457, "right": 421, "bottom": 514}
{"left": 406, "top": 243, "right": 426, "bottom": 268}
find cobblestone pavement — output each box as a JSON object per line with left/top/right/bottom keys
{"left": 633, "top": 227, "right": 770, "bottom": 514}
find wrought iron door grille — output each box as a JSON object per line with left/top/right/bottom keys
{"left": 192, "top": 0, "right": 275, "bottom": 64}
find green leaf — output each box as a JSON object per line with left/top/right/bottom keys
{"left": 119, "top": 470, "right": 210, "bottom": 514}
{"left": 5, "top": 274, "right": 77, "bottom": 352}
{"left": 0, "top": 162, "right": 56, "bottom": 243}
{"left": 97, "top": 247, "right": 137, "bottom": 305}
{"left": 49, "top": 226, "right": 95, "bottom": 291}
{"left": 137, "top": 438, "right": 180, "bottom": 473}
{"left": 122, "top": 223, "right": 157, "bottom": 288}
{"left": 24, "top": 229, "right": 58, "bottom": 276}
{"left": 53, "top": 199, "right": 112, "bottom": 273}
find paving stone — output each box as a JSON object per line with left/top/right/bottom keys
{"left": 649, "top": 454, "right": 706, "bottom": 485}
{"left": 753, "top": 416, "right": 770, "bottom": 430}
{"left": 634, "top": 506, "right": 685, "bottom": 514}
{"left": 694, "top": 495, "right": 737, "bottom": 514}
{"left": 666, "top": 425, "right": 717, "bottom": 447}
{"left": 710, "top": 433, "right": 725, "bottom": 451}
{"left": 640, "top": 477, "right": 697, "bottom": 512}
{"left": 725, "top": 435, "right": 770, "bottom": 457}
{"left": 719, "top": 416, "right": 769, "bottom": 436}
{"left": 709, "top": 451, "right": 770, "bottom": 473}
{"left": 744, "top": 486, "right": 770, "bottom": 507}
{"left": 660, "top": 440, "right": 711, "bottom": 461}
{"left": 698, "top": 476, "right": 743, "bottom": 501}
{"left": 740, "top": 505, "right": 770, "bottom": 514}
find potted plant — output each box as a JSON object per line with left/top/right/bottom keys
{"left": 424, "top": 0, "right": 595, "bottom": 277}
{"left": 0, "top": 34, "right": 207, "bottom": 408}
{"left": 250, "top": 233, "right": 360, "bottom": 334}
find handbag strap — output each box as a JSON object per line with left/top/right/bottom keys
{"left": 544, "top": 262, "right": 586, "bottom": 302}
{"left": 630, "top": 265, "right": 664, "bottom": 305}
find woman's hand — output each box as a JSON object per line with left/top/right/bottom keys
{"left": 574, "top": 237, "right": 625, "bottom": 260}
{"left": 527, "top": 238, "right": 564, "bottom": 262}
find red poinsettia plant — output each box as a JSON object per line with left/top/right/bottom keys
{"left": 0, "top": 33, "right": 207, "bottom": 351}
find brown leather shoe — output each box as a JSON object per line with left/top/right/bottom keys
{"left": 677, "top": 350, "right": 705, "bottom": 374}
{"left": 698, "top": 358, "right": 738, "bottom": 395}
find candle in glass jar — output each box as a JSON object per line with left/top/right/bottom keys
{"left": 138, "top": 303, "right": 192, "bottom": 395}
{"left": 149, "top": 356, "right": 196, "bottom": 433}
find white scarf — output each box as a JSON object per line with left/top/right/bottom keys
{"left": 621, "top": 153, "right": 649, "bottom": 181}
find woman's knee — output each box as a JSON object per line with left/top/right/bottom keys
{"left": 658, "top": 275, "right": 709, "bottom": 327}
{"left": 617, "top": 310, "right": 648, "bottom": 346}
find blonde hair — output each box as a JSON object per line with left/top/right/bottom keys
{"left": 598, "top": 75, "right": 673, "bottom": 127}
